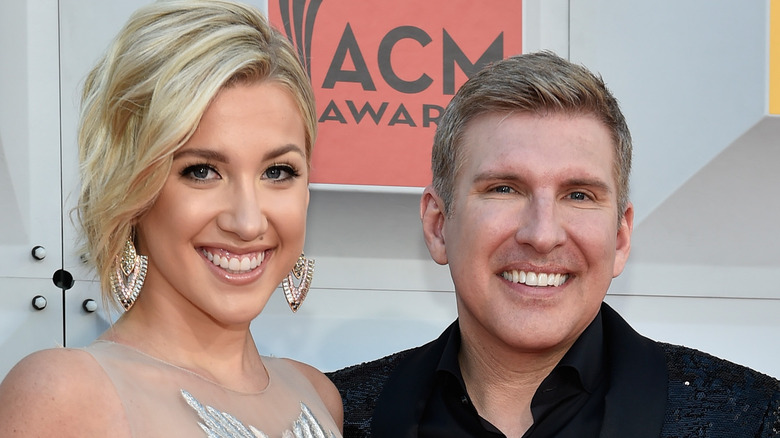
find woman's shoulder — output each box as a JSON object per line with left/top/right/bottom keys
{"left": 1, "top": 347, "right": 100, "bottom": 398}
{"left": 0, "top": 347, "right": 129, "bottom": 437}
{"left": 276, "top": 357, "right": 344, "bottom": 431}
{"left": 275, "top": 357, "right": 338, "bottom": 396}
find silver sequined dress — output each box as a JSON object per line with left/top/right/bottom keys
{"left": 84, "top": 340, "right": 340, "bottom": 438}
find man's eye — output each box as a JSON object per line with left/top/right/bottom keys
{"left": 493, "top": 186, "right": 514, "bottom": 194}
{"left": 568, "top": 191, "right": 589, "bottom": 201}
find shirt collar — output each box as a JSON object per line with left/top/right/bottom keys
{"left": 435, "top": 318, "right": 464, "bottom": 378}
{"left": 557, "top": 310, "right": 605, "bottom": 393}
{"left": 434, "top": 310, "right": 606, "bottom": 395}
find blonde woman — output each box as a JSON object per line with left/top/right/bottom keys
{"left": 0, "top": 1, "right": 342, "bottom": 436}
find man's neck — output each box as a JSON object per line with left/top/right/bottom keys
{"left": 457, "top": 329, "right": 573, "bottom": 438}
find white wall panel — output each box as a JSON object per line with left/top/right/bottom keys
{"left": 0, "top": 278, "right": 63, "bottom": 379}
{"left": 570, "top": 0, "right": 769, "bottom": 224}
{"left": 0, "top": 0, "right": 62, "bottom": 279}
{"left": 252, "top": 287, "right": 457, "bottom": 372}
{"left": 606, "top": 294, "right": 780, "bottom": 379}
{"left": 522, "top": 0, "right": 570, "bottom": 56}
{"left": 63, "top": 279, "right": 112, "bottom": 348}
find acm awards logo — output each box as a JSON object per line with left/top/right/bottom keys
{"left": 273, "top": 0, "right": 320, "bottom": 78}
{"left": 270, "top": 0, "right": 523, "bottom": 186}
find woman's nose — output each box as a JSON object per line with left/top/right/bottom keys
{"left": 216, "top": 182, "right": 268, "bottom": 241}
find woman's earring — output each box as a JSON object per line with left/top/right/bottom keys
{"left": 110, "top": 238, "right": 148, "bottom": 311}
{"left": 282, "top": 253, "right": 314, "bottom": 313}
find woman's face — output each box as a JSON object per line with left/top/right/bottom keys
{"left": 135, "top": 81, "right": 309, "bottom": 326}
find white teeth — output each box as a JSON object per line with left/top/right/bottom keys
{"left": 502, "top": 269, "right": 568, "bottom": 287}
{"left": 202, "top": 249, "right": 263, "bottom": 274}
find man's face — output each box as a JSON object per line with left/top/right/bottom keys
{"left": 421, "top": 112, "right": 633, "bottom": 356}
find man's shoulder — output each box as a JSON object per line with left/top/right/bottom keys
{"left": 327, "top": 347, "right": 421, "bottom": 438}
{"left": 327, "top": 347, "right": 418, "bottom": 394}
{"left": 659, "top": 342, "right": 779, "bottom": 393}
{"left": 658, "top": 342, "right": 780, "bottom": 436}
{"left": 327, "top": 323, "right": 454, "bottom": 397}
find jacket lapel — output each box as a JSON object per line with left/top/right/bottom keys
{"left": 371, "top": 322, "right": 456, "bottom": 438}
{"left": 599, "top": 303, "right": 668, "bottom": 437}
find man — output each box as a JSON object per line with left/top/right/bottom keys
{"left": 328, "top": 52, "right": 780, "bottom": 437}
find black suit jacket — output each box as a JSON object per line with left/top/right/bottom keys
{"left": 328, "top": 303, "right": 780, "bottom": 437}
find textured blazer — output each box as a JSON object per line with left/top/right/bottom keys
{"left": 328, "top": 304, "right": 780, "bottom": 437}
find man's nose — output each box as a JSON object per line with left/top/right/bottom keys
{"left": 514, "top": 197, "right": 566, "bottom": 253}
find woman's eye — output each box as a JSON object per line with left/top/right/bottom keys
{"left": 264, "top": 165, "right": 298, "bottom": 181}
{"left": 182, "top": 164, "right": 219, "bottom": 181}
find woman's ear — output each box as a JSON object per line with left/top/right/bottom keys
{"left": 420, "top": 186, "right": 448, "bottom": 265}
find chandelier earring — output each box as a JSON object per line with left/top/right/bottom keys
{"left": 110, "top": 237, "right": 148, "bottom": 311}
{"left": 282, "top": 253, "right": 314, "bottom": 313}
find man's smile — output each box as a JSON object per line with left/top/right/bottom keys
{"left": 501, "top": 269, "right": 570, "bottom": 287}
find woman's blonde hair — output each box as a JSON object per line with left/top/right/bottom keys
{"left": 77, "top": 0, "right": 315, "bottom": 309}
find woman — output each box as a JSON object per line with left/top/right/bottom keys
{"left": 0, "top": 1, "right": 342, "bottom": 436}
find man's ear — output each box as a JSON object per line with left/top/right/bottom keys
{"left": 613, "top": 202, "right": 634, "bottom": 278}
{"left": 420, "top": 186, "right": 448, "bottom": 265}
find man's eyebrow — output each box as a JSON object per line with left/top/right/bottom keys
{"left": 564, "top": 177, "right": 613, "bottom": 194}
{"left": 472, "top": 171, "right": 523, "bottom": 184}
{"left": 472, "top": 172, "right": 613, "bottom": 193}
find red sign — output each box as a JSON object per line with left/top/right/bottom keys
{"left": 269, "top": 1, "right": 523, "bottom": 187}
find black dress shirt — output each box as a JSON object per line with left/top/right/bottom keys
{"left": 362, "top": 303, "right": 671, "bottom": 438}
{"left": 418, "top": 313, "right": 607, "bottom": 437}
